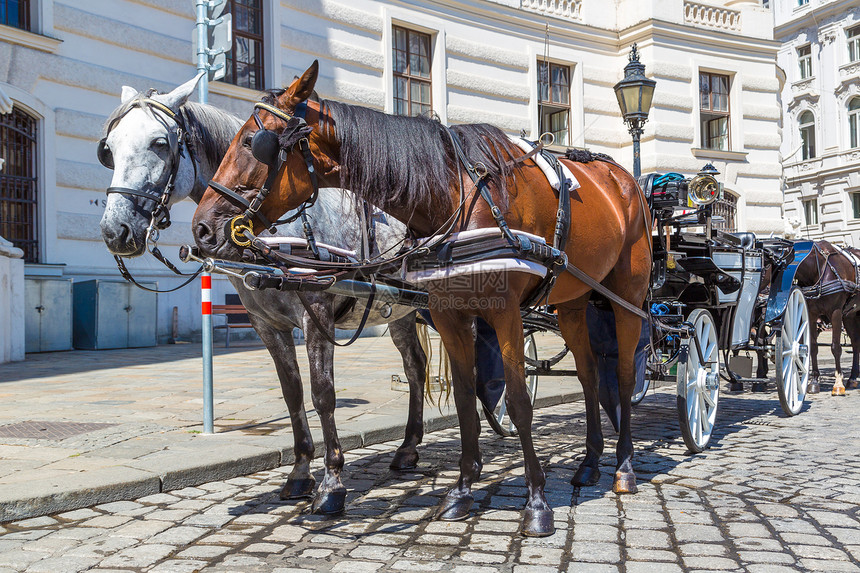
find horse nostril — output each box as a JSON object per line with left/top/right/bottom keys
{"left": 196, "top": 222, "right": 216, "bottom": 247}
{"left": 118, "top": 223, "right": 131, "bottom": 243}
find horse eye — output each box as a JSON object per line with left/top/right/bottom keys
{"left": 243, "top": 135, "right": 252, "bottom": 148}
{"left": 152, "top": 138, "right": 169, "bottom": 148}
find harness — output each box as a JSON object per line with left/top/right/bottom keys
{"left": 800, "top": 243, "right": 860, "bottom": 314}
{"left": 208, "top": 101, "right": 318, "bottom": 245}
{"left": 100, "top": 96, "right": 204, "bottom": 293}
{"left": 217, "top": 98, "right": 650, "bottom": 321}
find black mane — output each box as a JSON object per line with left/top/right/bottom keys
{"left": 323, "top": 100, "right": 519, "bottom": 212}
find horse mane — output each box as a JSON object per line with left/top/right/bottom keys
{"left": 103, "top": 91, "right": 243, "bottom": 170}
{"left": 179, "top": 102, "right": 243, "bottom": 169}
{"left": 325, "top": 101, "right": 520, "bottom": 212}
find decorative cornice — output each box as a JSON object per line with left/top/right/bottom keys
{"left": 518, "top": 0, "right": 582, "bottom": 22}
{"left": 0, "top": 24, "right": 62, "bottom": 53}
{"left": 683, "top": 1, "right": 742, "bottom": 32}
{"left": 839, "top": 61, "right": 860, "bottom": 81}
{"left": 835, "top": 75, "right": 860, "bottom": 102}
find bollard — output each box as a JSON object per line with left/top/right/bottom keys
{"left": 201, "top": 272, "right": 214, "bottom": 434}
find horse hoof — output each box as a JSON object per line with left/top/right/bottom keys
{"left": 571, "top": 465, "right": 600, "bottom": 487}
{"left": 807, "top": 382, "right": 820, "bottom": 394}
{"left": 436, "top": 493, "right": 473, "bottom": 521}
{"left": 848, "top": 380, "right": 859, "bottom": 390}
{"left": 751, "top": 382, "right": 768, "bottom": 393}
{"left": 832, "top": 387, "right": 846, "bottom": 397}
{"left": 729, "top": 382, "right": 744, "bottom": 392}
{"left": 311, "top": 488, "right": 347, "bottom": 515}
{"left": 389, "top": 449, "right": 419, "bottom": 471}
{"left": 521, "top": 508, "right": 555, "bottom": 537}
{"left": 281, "top": 478, "right": 316, "bottom": 500}
{"left": 612, "top": 471, "right": 638, "bottom": 494}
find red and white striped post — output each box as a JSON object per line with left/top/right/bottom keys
{"left": 201, "top": 272, "right": 214, "bottom": 434}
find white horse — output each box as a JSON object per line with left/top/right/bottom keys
{"left": 98, "top": 75, "right": 427, "bottom": 514}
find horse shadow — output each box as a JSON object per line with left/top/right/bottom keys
{"left": 224, "top": 383, "right": 806, "bottom": 524}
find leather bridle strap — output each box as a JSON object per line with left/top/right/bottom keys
{"left": 295, "top": 277, "right": 377, "bottom": 347}
{"left": 114, "top": 255, "right": 203, "bottom": 293}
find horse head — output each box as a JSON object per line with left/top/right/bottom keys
{"left": 99, "top": 74, "right": 205, "bottom": 256}
{"left": 193, "top": 61, "right": 341, "bottom": 259}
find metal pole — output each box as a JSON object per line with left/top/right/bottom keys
{"left": 631, "top": 122, "right": 643, "bottom": 179}
{"left": 201, "top": 272, "right": 214, "bottom": 434}
{"left": 195, "top": 0, "right": 209, "bottom": 105}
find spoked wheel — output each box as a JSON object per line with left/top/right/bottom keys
{"left": 632, "top": 342, "right": 652, "bottom": 406}
{"left": 775, "top": 288, "right": 810, "bottom": 416}
{"left": 676, "top": 309, "right": 720, "bottom": 453}
{"left": 483, "top": 334, "right": 539, "bottom": 437}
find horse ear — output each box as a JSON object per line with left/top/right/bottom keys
{"left": 121, "top": 86, "right": 139, "bottom": 104}
{"left": 283, "top": 61, "right": 319, "bottom": 107}
{"left": 156, "top": 72, "right": 205, "bottom": 110}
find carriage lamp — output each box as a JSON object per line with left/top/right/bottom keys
{"left": 688, "top": 163, "right": 721, "bottom": 206}
{"left": 614, "top": 44, "right": 657, "bottom": 178}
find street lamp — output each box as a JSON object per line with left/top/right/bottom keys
{"left": 614, "top": 44, "right": 656, "bottom": 178}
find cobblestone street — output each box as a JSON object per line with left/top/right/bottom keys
{"left": 2, "top": 382, "right": 859, "bottom": 573}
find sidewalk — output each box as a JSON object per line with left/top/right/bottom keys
{"left": 0, "top": 332, "right": 582, "bottom": 522}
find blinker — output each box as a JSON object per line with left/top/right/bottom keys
{"left": 251, "top": 128, "right": 280, "bottom": 167}
{"left": 97, "top": 138, "right": 114, "bottom": 169}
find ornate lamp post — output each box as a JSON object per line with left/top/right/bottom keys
{"left": 613, "top": 44, "right": 656, "bottom": 178}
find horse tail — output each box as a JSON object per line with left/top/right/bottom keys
{"left": 416, "top": 321, "right": 452, "bottom": 408}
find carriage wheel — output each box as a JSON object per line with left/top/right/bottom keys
{"left": 632, "top": 342, "right": 652, "bottom": 406}
{"left": 483, "top": 334, "right": 539, "bottom": 437}
{"left": 775, "top": 288, "right": 810, "bottom": 416}
{"left": 676, "top": 309, "right": 720, "bottom": 453}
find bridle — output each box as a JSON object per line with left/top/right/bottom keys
{"left": 208, "top": 101, "right": 319, "bottom": 248}
{"left": 99, "top": 95, "right": 203, "bottom": 292}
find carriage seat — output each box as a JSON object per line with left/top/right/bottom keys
{"left": 728, "top": 232, "right": 756, "bottom": 250}
{"left": 637, "top": 174, "right": 656, "bottom": 200}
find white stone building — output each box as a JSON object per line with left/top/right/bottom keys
{"left": 0, "top": 0, "right": 783, "bottom": 345}
{"left": 776, "top": 0, "right": 860, "bottom": 244}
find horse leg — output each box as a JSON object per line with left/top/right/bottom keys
{"left": 482, "top": 307, "right": 553, "bottom": 537}
{"left": 808, "top": 319, "right": 821, "bottom": 394}
{"left": 832, "top": 310, "right": 846, "bottom": 397}
{"left": 608, "top": 307, "right": 644, "bottom": 494}
{"left": 429, "top": 310, "right": 482, "bottom": 524}
{"left": 248, "top": 315, "right": 316, "bottom": 499}
{"left": 302, "top": 295, "right": 347, "bottom": 514}
{"left": 557, "top": 299, "right": 604, "bottom": 488}
{"left": 846, "top": 317, "right": 860, "bottom": 389}
{"left": 387, "top": 312, "right": 427, "bottom": 470}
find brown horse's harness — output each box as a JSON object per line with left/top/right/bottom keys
{"left": 210, "top": 98, "right": 650, "bottom": 321}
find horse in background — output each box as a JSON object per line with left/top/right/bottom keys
{"left": 792, "top": 241, "right": 860, "bottom": 396}
{"left": 97, "top": 75, "right": 428, "bottom": 515}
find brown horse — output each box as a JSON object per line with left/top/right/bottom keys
{"left": 192, "top": 61, "right": 652, "bottom": 537}
{"left": 794, "top": 241, "right": 860, "bottom": 396}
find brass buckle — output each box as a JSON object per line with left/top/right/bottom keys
{"left": 230, "top": 216, "right": 254, "bottom": 247}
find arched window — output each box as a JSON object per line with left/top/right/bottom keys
{"left": 0, "top": 106, "right": 39, "bottom": 262}
{"left": 799, "top": 111, "right": 815, "bottom": 160}
{"left": 849, "top": 97, "right": 860, "bottom": 149}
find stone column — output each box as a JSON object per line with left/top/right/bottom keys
{"left": 0, "top": 237, "right": 25, "bottom": 363}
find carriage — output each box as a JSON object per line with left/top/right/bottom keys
{"left": 181, "top": 162, "right": 812, "bottom": 454}
{"left": 449, "top": 165, "right": 813, "bottom": 450}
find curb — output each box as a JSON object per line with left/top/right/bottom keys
{"left": 0, "top": 390, "right": 583, "bottom": 523}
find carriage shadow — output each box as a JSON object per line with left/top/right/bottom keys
{"left": 224, "top": 384, "right": 808, "bottom": 526}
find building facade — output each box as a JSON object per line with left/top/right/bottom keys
{"left": 776, "top": 0, "right": 860, "bottom": 243}
{"left": 0, "top": 0, "right": 782, "bottom": 344}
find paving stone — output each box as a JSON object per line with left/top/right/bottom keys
{"left": 99, "top": 543, "right": 176, "bottom": 568}
{"left": 682, "top": 556, "right": 739, "bottom": 569}
{"left": 330, "top": 560, "right": 383, "bottom": 572}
